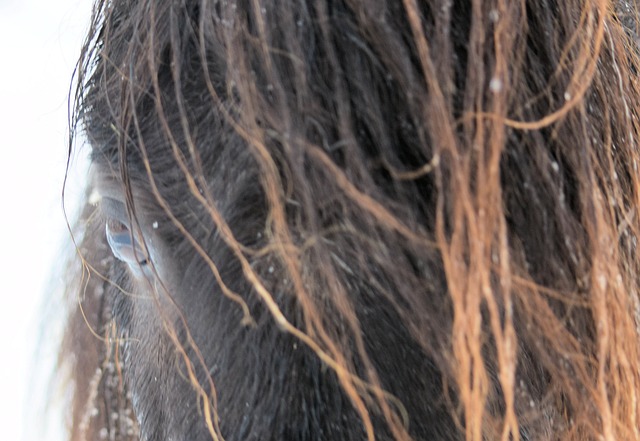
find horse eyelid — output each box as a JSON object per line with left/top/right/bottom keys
{"left": 100, "top": 197, "right": 130, "bottom": 225}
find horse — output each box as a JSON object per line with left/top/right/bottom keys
{"left": 59, "top": 0, "right": 640, "bottom": 440}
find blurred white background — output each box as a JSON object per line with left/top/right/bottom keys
{"left": 0, "top": 0, "right": 93, "bottom": 439}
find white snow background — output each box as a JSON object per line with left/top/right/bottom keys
{"left": 0, "top": 0, "right": 93, "bottom": 439}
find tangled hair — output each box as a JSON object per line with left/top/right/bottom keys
{"left": 61, "top": 0, "right": 640, "bottom": 440}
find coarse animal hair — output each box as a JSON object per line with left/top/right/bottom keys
{"left": 59, "top": 0, "right": 640, "bottom": 440}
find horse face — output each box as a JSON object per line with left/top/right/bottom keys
{"left": 62, "top": 1, "right": 640, "bottom": 440}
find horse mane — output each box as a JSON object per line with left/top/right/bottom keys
{"left": 59, "top": 0, "right": 640, "bottom": 440}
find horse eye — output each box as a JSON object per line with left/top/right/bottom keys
{"left": 105, "top": 217, "right": 149, "bottom": 267}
